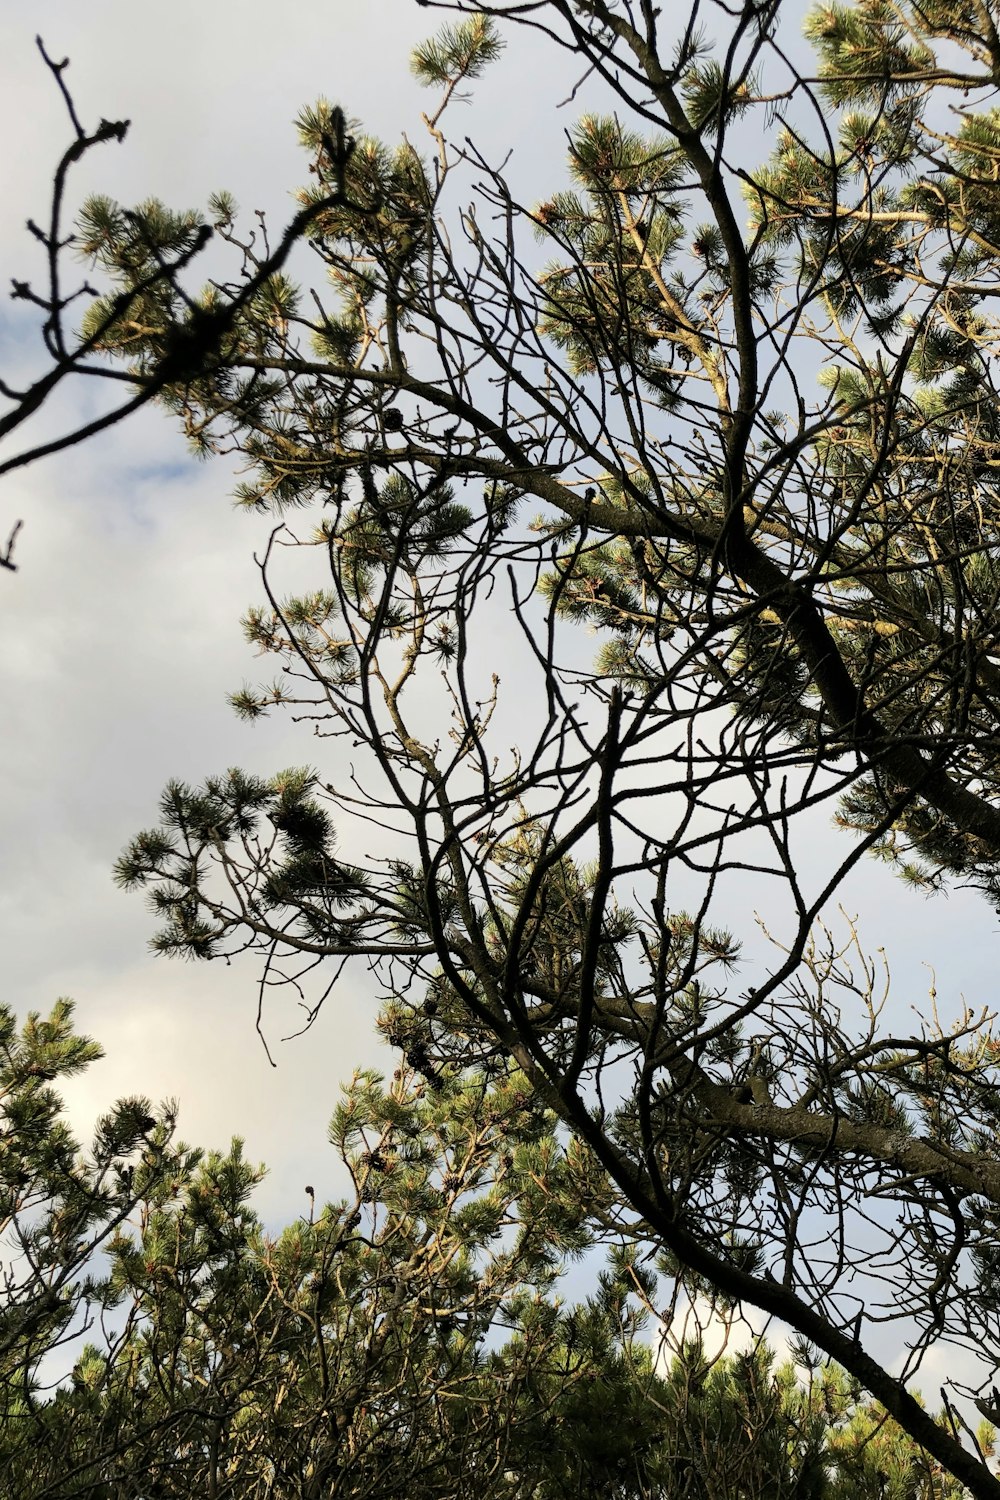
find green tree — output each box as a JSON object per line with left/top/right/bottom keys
{"left": 3, "top": 999, "right": 985, "bottom": 1497}
{"left": 0, "top": 1000, "right": 651, "bottom": 1497}
{"left": 652, "top": 1336, "right": 985, "bottom": 1500}
{"left": 15, "top": 0, "right": 1000, "bottom": 1492}
{"left": 0, "top": 1001, "right": 178, "bottom": 1436}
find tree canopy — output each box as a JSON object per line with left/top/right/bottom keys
{"left": 0, "top": 999, "right": 982, "bottom": 1498}
{"left": 9, "top": 0, "right": 1000, "bottom": 1493}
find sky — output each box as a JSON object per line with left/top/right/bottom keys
{"left": 0, "top": 0, "right": 617, "bottom": 1228}
{"left": 1, "top": 0, "right": 998, "bottom": 1405}
{"left": 0, "top": 1, "right": 463, "bottom": 1220}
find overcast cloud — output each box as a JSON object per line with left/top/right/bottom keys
{"left": 0, "top": 0, "right": 619, "bottom": 1228}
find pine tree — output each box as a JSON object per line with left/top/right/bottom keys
{"left": 14, "top": 3, "right": 1000, "bottom": 1493}
{"left": 0, "top": 1001, "right": 663, "bottom": 1497}
{"left": 4, "top": 1001, "right": 986, "bottom": 1497}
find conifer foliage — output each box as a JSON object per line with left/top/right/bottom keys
{"left": 0, "top": 1001, "right": 660, "bottom": 1498}
{"left": 12, "top": 1, "right": 1000, "bottom": 1492}
{"left": 0, "top": 1001, "right": 983, "bottom": 1497}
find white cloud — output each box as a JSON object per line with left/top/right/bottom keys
{"left": 0, "top": 0, "right": 599, "bottom": 1221}
{"left": 1, "top": 401, "right": 393, "bottom": 1225}
{"left": 652, "top": 1294, "right": 796, "bottom": 1375}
